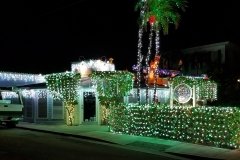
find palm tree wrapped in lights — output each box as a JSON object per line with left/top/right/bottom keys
{"left": 135, "top": 0, "right": 187, "bottom": 104}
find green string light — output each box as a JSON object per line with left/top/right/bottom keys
{"left": 108, "top": 103, "right": 240, "bottom": 149}
{"left": 169, "top": 76, "right": 218, "bottom": 101}
{"left": 45, "top": 72, "right": 81, "bottom": 126}
{"left": 89, "top": 71, "right": 134, "bottom": 108}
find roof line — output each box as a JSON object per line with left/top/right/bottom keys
{"left": 180, "top": 41, "right": 231, "bottom": 52}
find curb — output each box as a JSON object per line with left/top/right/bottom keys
{"left": 165, "top": 152, "right": 224, "bottom": 160}
{"left": 15, "top": 126, "right": 226, "bottom": 160}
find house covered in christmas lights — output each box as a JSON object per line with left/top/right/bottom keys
{"left": 0, "top": 57, "right": 173, "bottom": 125}
{"left": 0, "top": 52, "right": 217, "bottom": 126}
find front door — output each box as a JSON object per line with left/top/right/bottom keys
{"left": 83, "top": 92, "right": 96, "bottom": 122}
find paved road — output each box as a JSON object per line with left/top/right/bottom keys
{"left": 0, "top": 126, "right": 181, "bottom": 160}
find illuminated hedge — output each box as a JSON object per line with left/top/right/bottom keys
{"left": 108, "top": 104, "right": 240, "bottom": 149}
{"left": 89, "top": 71, "right": 134, "bottom": 108}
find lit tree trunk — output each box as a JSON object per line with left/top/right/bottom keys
{"left": 137, "top": 27, "right": 143, "bottom": 105}
{"left": 153, "top": 30, "right": 160, "bottom": 103}
{"left": 66, "top": 103, "right": 74, "bottom": 126}
{"left": 145, "top": 24, "right": 154, "bottom": 104}
{"left": 136, "top": 4, "right": 146, "bottom": 105}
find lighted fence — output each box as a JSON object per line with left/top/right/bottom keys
{"left": 108, "top": 104, "right": 240, "bottom": 149}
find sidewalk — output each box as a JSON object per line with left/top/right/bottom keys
{"left": 16, "top": 122, "right": 240, "bottom": 160}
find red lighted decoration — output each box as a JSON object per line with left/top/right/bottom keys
{"left": 149, "top": 15, "right": 155, "bottom": 24}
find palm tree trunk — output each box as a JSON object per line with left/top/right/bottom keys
{"left": 136, "top": 4, "right": 146, "bottom": 105}
{"left": 137, "top": 26, "right": 143, "bottom": 105}
{"left": 145, "top": 24, "right": 154, "bottom": 104}
{"left": 153, "top": 30, "right": 160, "bottom": 103}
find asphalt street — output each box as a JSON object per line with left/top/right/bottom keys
{"left": 0, "top": 126, "right": 180, "bottom": 160}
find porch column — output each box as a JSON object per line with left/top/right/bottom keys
{"left": 170, "top": 85, "right": 173, "bottom": 107}
{"left": 96, "top": 94, "right": 102, "bottom": 125}
{"left": 193, "top": 85, "right": 196, "bottom": 107}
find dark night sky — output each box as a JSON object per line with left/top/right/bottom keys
{"left": 1, "top": 0, "right": 240, "bottom": 74}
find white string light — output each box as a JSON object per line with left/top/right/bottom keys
{"left": 0, "top": 72, "right": 45, "bottom": 83}
{"left": 145, "top": 24, "right": 154, "bottom": 104}
{"left": 35, "top": 89, "right": 48, "bottom": 99}
{"left": 153, "top": 30, "right": 160, "bottom": 102}
{"left": 71, "top": 59, "right": 115, "bottom": 75}
{"left": 21, "top": 89, "right": 35, "bottom": 99}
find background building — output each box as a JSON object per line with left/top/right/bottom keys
{"left": 179, "top": 41, "right": 240, "bottom": 76}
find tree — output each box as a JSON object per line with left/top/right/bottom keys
{"left": 45, "top": 72, "right": 81, "bottom": 126}
{"left": 90, "top": 71, "right": 134, "bottom": 108}
{"left": 89, "top": 71, "right": 134, "bottom": 124}
{"left": 135, "top": 0, "right": 187, "bottom": 104}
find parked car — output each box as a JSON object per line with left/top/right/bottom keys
{"left": 0, "top": 89, "right": 23, "bottom": 127}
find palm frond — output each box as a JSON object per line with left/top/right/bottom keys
{"left": 135, "top": 1, "right": 143, "bottom": 11}
{"left": 135, "top": 0, "right": 188, "bottom": 34}
{"left": 169, "top": 0, "right": 188, "bottom": 12}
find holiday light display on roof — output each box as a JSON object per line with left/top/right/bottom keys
{"left": 0, "top": 72, "right": 45, "bottom": 82}
{"left": 0, "top": 71, "right": 45, "bottom": 87}
{"left": 71, "top": 59, "right": 115, "bottom": 77}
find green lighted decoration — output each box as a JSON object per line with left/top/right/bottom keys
{"left": 108, "top": 103, "right": 240, "bottom": 149}
{"left": 89, "top": 71, "right": 134, "bottom": 108}
{"left": 90, "top": 71, "right": 134, "bottom": 124}
{"left": 169, "top": 76, "right": 217, "bottom": 101}
{"left": 45, "top": 72, "right": 81, "bottom": 126}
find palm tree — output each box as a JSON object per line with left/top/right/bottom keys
{"left": 135, "top": 0, "right": 187, "bottom": 104}
{"left": 147, "top": 0, "right": 188, "bottom": 103}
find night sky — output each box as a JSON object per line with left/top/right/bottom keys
{"left": 1, "top": 0, "right": 240, "bottom": 74}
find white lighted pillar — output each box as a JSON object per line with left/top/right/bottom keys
{"left": 170, "top": 85, "right": 173, "bottom": 107}
{"left": 123, "top": 96, "right": 128, "bottom": 104}
{"left": 74, "top": 100, "right": 80, "bottom": 126}
{"left": 32, "top": 90, "right": 37, "bottom": 123}
{"left": 96, "top": 93, "right": 102, "bottom": 125}
{"left": 192, "top": 85, "right": 196, "bottom": 107}
{"left": 78, "top": 89, "right": 83, "bottom": 125}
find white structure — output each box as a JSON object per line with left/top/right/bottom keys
{"left": 0, "top": 87, "right": 168, "bottom": 125}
